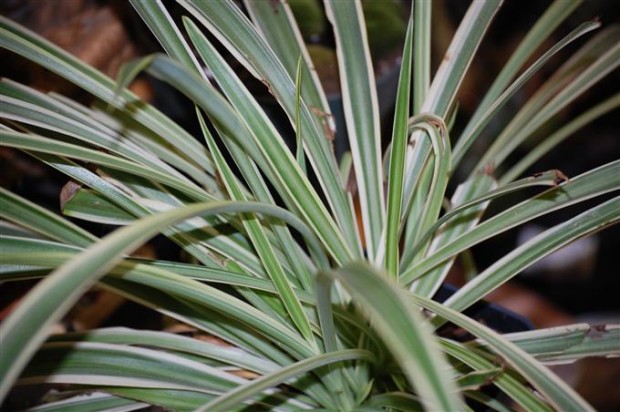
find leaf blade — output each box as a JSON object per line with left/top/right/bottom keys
{"left": 325, "top": 0, "right": 385, "bottom": 260}
{"left": 327, "top": 262, "right": 464, "bottom": 411}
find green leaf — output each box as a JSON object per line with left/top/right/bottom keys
{"left": 410, "top": 295, "right": 594, "bottom": 411}
{"left": 20, "top": 341, "right": 243, "bottom": 394}
{"left": 401, "top": 172, "right": 496, "bottom": 272}
{"left": 0, "top": 16, "right": 213, "bottom": 174}
{"left": 2, "top": 131, "right": 210, "bottom": 202}
{"left": 440, "top": 195, "right": 620, "bottom": 315}
{"left": 114, "top": 55, "right": 155, "bottom": 98}
{"left": 197, "top": 349, "right": 372, "bottom": 412}
{"left": 294, "top": 55, "right": 307, "bottom": 173}
{"left": 463, "top": 391, "right": 516, "bottom": 412}
{"left": 440, "top": 339, "right": 552, "bottom": 411}
{"left": 421, "top": 170, "right": 563, "bottom": 247}
{"left": 502, "top": 324, "right": 620, "bottom": 364}
{"left": 384, "top": 16, "right": 414, "bottom": 277}
{"left": 453, "top": 20, "right": 600, "bottom": 167}
{"left": 103, "top": 388, "right": 214, "bottom": 412}
{"left": 406, "top": 115, "right": 451, "bottom": 260}
{"left": 0, "top": 201, "right": 327, "bottom": 402}
{"left": 327, "top": 262, "right": 463, "bottom": 411}
{"left": 145, "top": 53, "right": 351, "bottom": 264}
{"left": 424, "top": 0, "right": 502, "bottom": 116}
{"left": 413, "top": 0, "right": 431, "bottom": 114}
{"left": 503, "top": 93, "right": 620, "bottom": 182}
{"left": 402, "top": 0, "right": 501, "bottom": 217}
{"left": 0, "top": 188, "right": 96, "bottom": 247}
{"left": 453, "top": 0, "right": 586, "bottom": 166}
{"left": 104, "top": 279, "right": 296, "bottom": 364}
{"left": 365, "top": 392, "right": 422, "bottom": 411}
{"left": 200, "top": 112, "right": 316, "bottom": 345}
{"left": 456, "top": 368, "right": 503, "bottom": 391}
{"left": 0, "top": 236, "right": 317, "bottom": 306}
{"left": 20, "top": 341, "right": 313, "bottom": 410}
{"left": 402, "top": 161, "right": 620, "bottom": 283}
{"left": 477, "top": 33, "right": 620, "bottom": 172}
{"left": 0, "top": 86, "right": 194, "bottom": 183}
{"left": 325, "top": 1, "right": 385, "bottom": 260}
{"left": 407, "top": 169, "right": 566, "bottom": 295}
{"left": 129, "top": 0, "right": 202, "bottom": 74}
{"left": 178, "top": 0, "right": 360, "bottom": 255}
{"left": 244, "top": 0, "right": 333, "bottom": 137}
{"left": 61, "top": 186, "right": 135, "bottom": 225}
{"left": 0, "top": 220, "right": 45, "bottom": 239}
{"left": 29, "top": 153, "right": 254, "bottom": 273}
{"left": 49, "top": 328, "right": 279, "bottom": 374}
{"left": 24, "top": 392, "right": 147, "bottom": 412}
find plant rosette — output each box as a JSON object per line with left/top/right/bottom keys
{"left": 1, "top": 0, "right": 619, "bottom": 411}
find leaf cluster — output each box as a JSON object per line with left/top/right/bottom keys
{"left": 1, "top": 1, "right": 618, "bottom": 410}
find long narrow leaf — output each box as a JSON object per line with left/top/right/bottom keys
{"left": 327, "top": 262, "right": 463, "bottom": 411}
{"left": 200, "top": 113, "right": 316, "bottom": 345}
{"left": 0, "top": 17, "right": 213, "bottom": 173}
{"left": 407, "top": 173, "right": 496, "bottom": 297}
{"left": 402, "top": 161, "right": 620, "bottom": 283}
{"left": 49, "top": 328, "right": 279, "bottom": 374}
{"left": 453, "top": 20, "right": 600, "bottom": 166}
{"left": 402, "top": 0, "right": 501, "bottom": 232}
{"left": 477, "top": 39, "right": 620, "bottom": 172}
{"left": 403, "top": 169, "right": 561, "bottom": 272}
{"left": 413, "top": 0, "right": 431, "bottom": 114}
{"left": 2, "top": 131, "right": 209, "bottom": 201}
{"left": 325, "top": 0, "right": 384, "bottom": 260}
{"left": 145, "top": 53, "right": 351, "bottom": 264}
{"left": 244, "top": 0, "right": 334, "bottom": 137}
{"left": 501, "top": 324, "right": 620, "bottom": 364}
{"left": 0, "top": 84, "right": 194, "bottom": 183}
{"left": 0, "top": 201, "right": 328, "bottom": 401}
{"left": 438, "top": 196, "right": 619, "bottom": 314}
{"left": 424, "top": 1, "right": 502, "bottom": 116}
{"left": 502, "top": 93, "right": 620, "bottom": 182}
{"left": 178, "top": 0, "right": 360, "bottom": 254}
{"left": 452, "top": 0, "right": 585, "bottom": 166}
{"left": 410, "top": 295, "right": 594, "bottom": 411}
{"left": 20, "top": 342, "right": 311, "bottom": 410}
{"left": 21, "top": 341, "right": 243, "bottom": 393}
{"left": 129, "top": 0, "right": 202, "bottom": 74}
{"left": 440, "top": 339, "right": 552, "bottom": 411}
{"left": 24, "top": 392, "right": 147, "bottom": 412}
{"left": 198, "top": 349, "right": 371, "bottom": 412}
{"left": 61, "top": 187, "right": 135, "bottom": 225}
{"left": 0, "top": 188, "right": 96, "bottom": 247}
{"left": 384, "top": 16, "right": 414, "bottom": 277}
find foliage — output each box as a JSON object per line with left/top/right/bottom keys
{"left": 1, "top": 0, "right": 619, "bottom": 410}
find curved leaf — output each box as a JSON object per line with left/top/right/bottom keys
{"left": 198, "top": 349, "right": 372, "bottom": 412}
{"left": 384, "top": 16, "right": 414, "bottom": 277}
{"left": 402, "top": 161, "right": 620, "bottom": 283}
{"left": 441, "top": 195, "right": 619, "bottom": 314}
{"left": 0, "top": 201, "right": 328, "bottom": 402}
{"left": 0, "top": 188, "right": 96, "bottom": 247}
{"left": 325, "top": 0, "right": 384, "bottom": 260}
{"left": 327, "top": 262, "right": 463, "bottom": 411}
{"left": 410, "top": 295, "right": 594, "bottom": 411}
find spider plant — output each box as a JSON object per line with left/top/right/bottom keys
{"left": 1, "top": 0, "right": 619, "bottom": 410}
